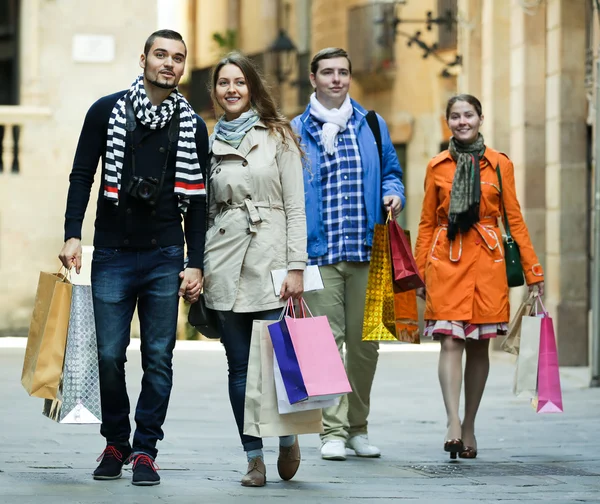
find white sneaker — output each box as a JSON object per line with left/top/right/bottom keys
{"left": 320, "top": 439, "right": 347, "bottom": 460}
{"left": 346, "top": 435, "right": 381, "bottom": 458}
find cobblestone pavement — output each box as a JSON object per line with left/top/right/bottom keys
{"left": 1, "top": 339, "right": 599, "bottom": 503}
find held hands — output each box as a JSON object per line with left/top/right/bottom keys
{"left": 59, "top": 238, "right": 83, "bottom": 274}
{"left": 280, "top": 270, "right": 304, "bottom": 301}
{"left": 528, "top": 281, "right": 545, "bottom": 297}
{"left": 383, "top": 195, "right": 402, "bottom": 219}
{"left": 179, "top": 268, "right": 203, "bottom": 304}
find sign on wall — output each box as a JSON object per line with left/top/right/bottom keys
{"left": 72, "top": 35, "right": 115, "bottom": 63}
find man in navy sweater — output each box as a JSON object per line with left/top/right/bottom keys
{"left": 59, "top": 30, "right": 208, "bottom": 486}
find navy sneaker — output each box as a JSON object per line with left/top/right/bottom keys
{"left": 93, "top": 444, "right": 132, "bottom": 480}
{"left": 130, "top": 453, "right": 160, "bottom": 486}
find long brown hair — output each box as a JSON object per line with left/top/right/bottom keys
{"left": 209, "top": 52, "right": 303, "bottom": 154}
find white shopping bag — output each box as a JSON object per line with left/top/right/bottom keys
{"left": 272, "top": 350, "right": 339, "bottom": 414}
{"left": 513, "top": 298, "right": 543, "bottom": 398}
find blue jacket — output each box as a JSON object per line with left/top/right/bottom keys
{"left": 292, "top": 99, "right": 405, "bottom": 258}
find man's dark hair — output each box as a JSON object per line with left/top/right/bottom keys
{"left": 310, "top": 47, "right": 352, "bottom": 75}
{"left": 144, "top": 29, "right": 187, "bottom": 56}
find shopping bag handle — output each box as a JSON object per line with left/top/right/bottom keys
{"left": 532, "top": 292, "right": 548, "bottom": 316}
{"left": 278, "top": 299, "right": 294, "bottom": 321}
{"left": 299, "top": 298, "right": 313, "bottom": 318}
{"left": 57, "top": 265, "right": 71, "bottom": 282}
{"left": 280, "top": 298, "right": 314, "bottom": 320}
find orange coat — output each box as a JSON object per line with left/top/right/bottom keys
{"left": 414, "top": 147, "right": 544, "bottom": 324}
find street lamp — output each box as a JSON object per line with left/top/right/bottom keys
{"left": 268, "top": 29, "right": 297, "bottom": 84}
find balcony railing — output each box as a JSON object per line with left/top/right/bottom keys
{"left": 0, "top": 105, "right": 52, "bottom": 173}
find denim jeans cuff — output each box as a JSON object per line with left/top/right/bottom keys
{"left": 243, "top": 440, "right": 264, "bottom": 452}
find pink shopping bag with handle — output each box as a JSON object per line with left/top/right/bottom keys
{"left": 274, "top": 299, "right": 352, "bottom": 403}
{"left": 535, "top": 297, "right": 563, "bottom": 413}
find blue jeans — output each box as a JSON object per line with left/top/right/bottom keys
{"left": 91, "top": 246, "right": 183, "bottom": 459}
{"left": 216, "top": 308, "right": 282, "bottom": 452}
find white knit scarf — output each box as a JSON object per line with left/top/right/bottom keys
{"left": 309, "top": 93, "right": 353, "bottom": 155}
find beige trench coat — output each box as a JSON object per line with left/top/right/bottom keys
{"left": 203, "top": 121, "right": 308, "bottom": 312}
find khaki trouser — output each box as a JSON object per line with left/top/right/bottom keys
{"left": 303, "top": 261, "right": 379, "bottom": 442}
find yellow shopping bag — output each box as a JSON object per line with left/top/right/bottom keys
{"left": 362, "top": 221, "right": 396, "bottom": 341}
{"left": 362, "top": 220, "right": 420, "bottom": 342}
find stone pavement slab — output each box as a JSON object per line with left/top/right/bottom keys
{"left": 1, "top": 340, "right": 599, "bottom": 503}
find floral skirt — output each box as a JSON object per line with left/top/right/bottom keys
{"left": 424, "top": 320, "right": 508, "bottom": 341}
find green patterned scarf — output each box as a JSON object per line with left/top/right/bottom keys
{"left": 447, "top": 133, "right": 486, "bottom": 240}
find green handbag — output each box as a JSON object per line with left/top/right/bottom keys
{"left": 496, "top": 165, "right": 525, "bottom": 287}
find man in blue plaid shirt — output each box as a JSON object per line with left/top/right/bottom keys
{"left": 292, "top": 48, "right": 405, "bottom": 461}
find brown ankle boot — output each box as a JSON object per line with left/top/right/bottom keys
{"left": 241, "top": 457, "right": 266, "bottom": 487}
{"left": 277, "top": 437, "right": 301, "bottom": 481}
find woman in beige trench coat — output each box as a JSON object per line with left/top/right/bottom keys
{"left": 202, "top": 52, "right": 307, "bottom": 487}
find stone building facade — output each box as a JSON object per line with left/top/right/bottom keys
{"left": 0, "top": 0, "right": 158, "bottom": 332}
{"left": 186, "top": 0, "right": 591, "bottom": 365}
{"left": 1, "top": 0, "right": 593, "bottom": 367}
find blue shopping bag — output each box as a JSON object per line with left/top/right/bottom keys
{"left": 268, "top": 315, "right": 309, "bottom": 404}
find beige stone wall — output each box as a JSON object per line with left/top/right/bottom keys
{"left": 507, "top": 0, "right": 547, "bottom": 318}
{"left": 456, "top": 0, "right": 589, "bottom": 364}
{"left": 480, "top": 0, "right": 511, "bottom": 152}
{"left": 457, "top": 0, "right": 482, "bottom": 98}
{"left": 184, "top": 0, "right": 591, "bottom": 363}
{"left": 545, "top": 0, "right": 588, "bottom": 365}
{"left": 0, "top": 1, "right": 157, "bottom": 331}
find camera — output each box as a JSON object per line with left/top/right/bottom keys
{"left": 126, "top": 176, "right": 160, "bottom": 206}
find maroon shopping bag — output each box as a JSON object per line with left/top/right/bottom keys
{"left": 388, "top": 220, "right": 424, "bottom": 292}
{"left": 535, "top": 298, "right": 563, "bottom": 413}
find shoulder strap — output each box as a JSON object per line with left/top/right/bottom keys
{"left": 205, "top": 153, "right": 212, "bottom": 233}
{"left": 496, "top": 164, "right": 512, "bottom": 239}
{"left": 125, "top": 97, "right": 137, "bottom": 132}
{"left": 365, "top": 110, "right": 383, "bottom": 172}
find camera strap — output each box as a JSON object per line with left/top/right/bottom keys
{"left": 125, "top": 97, "right": 180, "bottom": 188}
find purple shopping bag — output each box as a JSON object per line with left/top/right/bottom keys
{"left": 535, "top": 298, "right": 563, "bottom": 413}
{"left": 268, "top": 314, "right": 308, "bottom": 404}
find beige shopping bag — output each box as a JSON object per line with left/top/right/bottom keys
{"left": 21, "top": 270, "right": 72, "bottom": 399}
{"left": 513, "top": 298, "right": 543, "bottom": 397}
{"left": 501, "top": 292, "right": 536, "bottom": 356}
{"left": 243, "top": 320, "right": 323, "bottom": 438}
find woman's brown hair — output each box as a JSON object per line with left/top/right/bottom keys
{"left": 445, "top": 94, "right": 483, "bottom": 120}
{"left": 210, "top": 52, "right": 303, "bottom": 154}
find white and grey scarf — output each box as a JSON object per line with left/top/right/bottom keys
{"left": 211, "top": 108, "right": 260, "bottom": 149}
{"left": 104, "top": 74, "right": 204, "bottom": 213}
{"left": 309, "top": 93, "right": 353, "bottom": 155}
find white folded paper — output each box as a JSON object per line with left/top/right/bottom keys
{"left": 270, "top": 265, "right": 324, "bottom": 296}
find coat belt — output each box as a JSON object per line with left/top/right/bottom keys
{"left": 221, "top": 198, "right": 284, "bottom": 233}
{"left": 434, "top": 216, "right": 502, "bottom": 262}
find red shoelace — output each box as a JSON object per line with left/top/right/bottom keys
{"left": 96, "top": 445, "right": 124, "bottom": 463}
{"left": 129, "top": 454, "right": 160, "bottom": 471}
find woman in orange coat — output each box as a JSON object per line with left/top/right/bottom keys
{"left": 414, "top": 94, "right": 544, "bottom": 460}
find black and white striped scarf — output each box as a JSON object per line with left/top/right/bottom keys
{"left": 104, "top": 74, "right": 204, "bottom": 213}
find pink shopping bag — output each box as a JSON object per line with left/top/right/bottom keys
{"left": 535, "top": 297, "right": 563, "bottom": 413}
{"left": 280, "top": 299, "right": 352, "bottom": 402}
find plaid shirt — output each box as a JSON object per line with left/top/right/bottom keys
{"left": 306, "top": 113, "right": 370, "bottom": 266}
